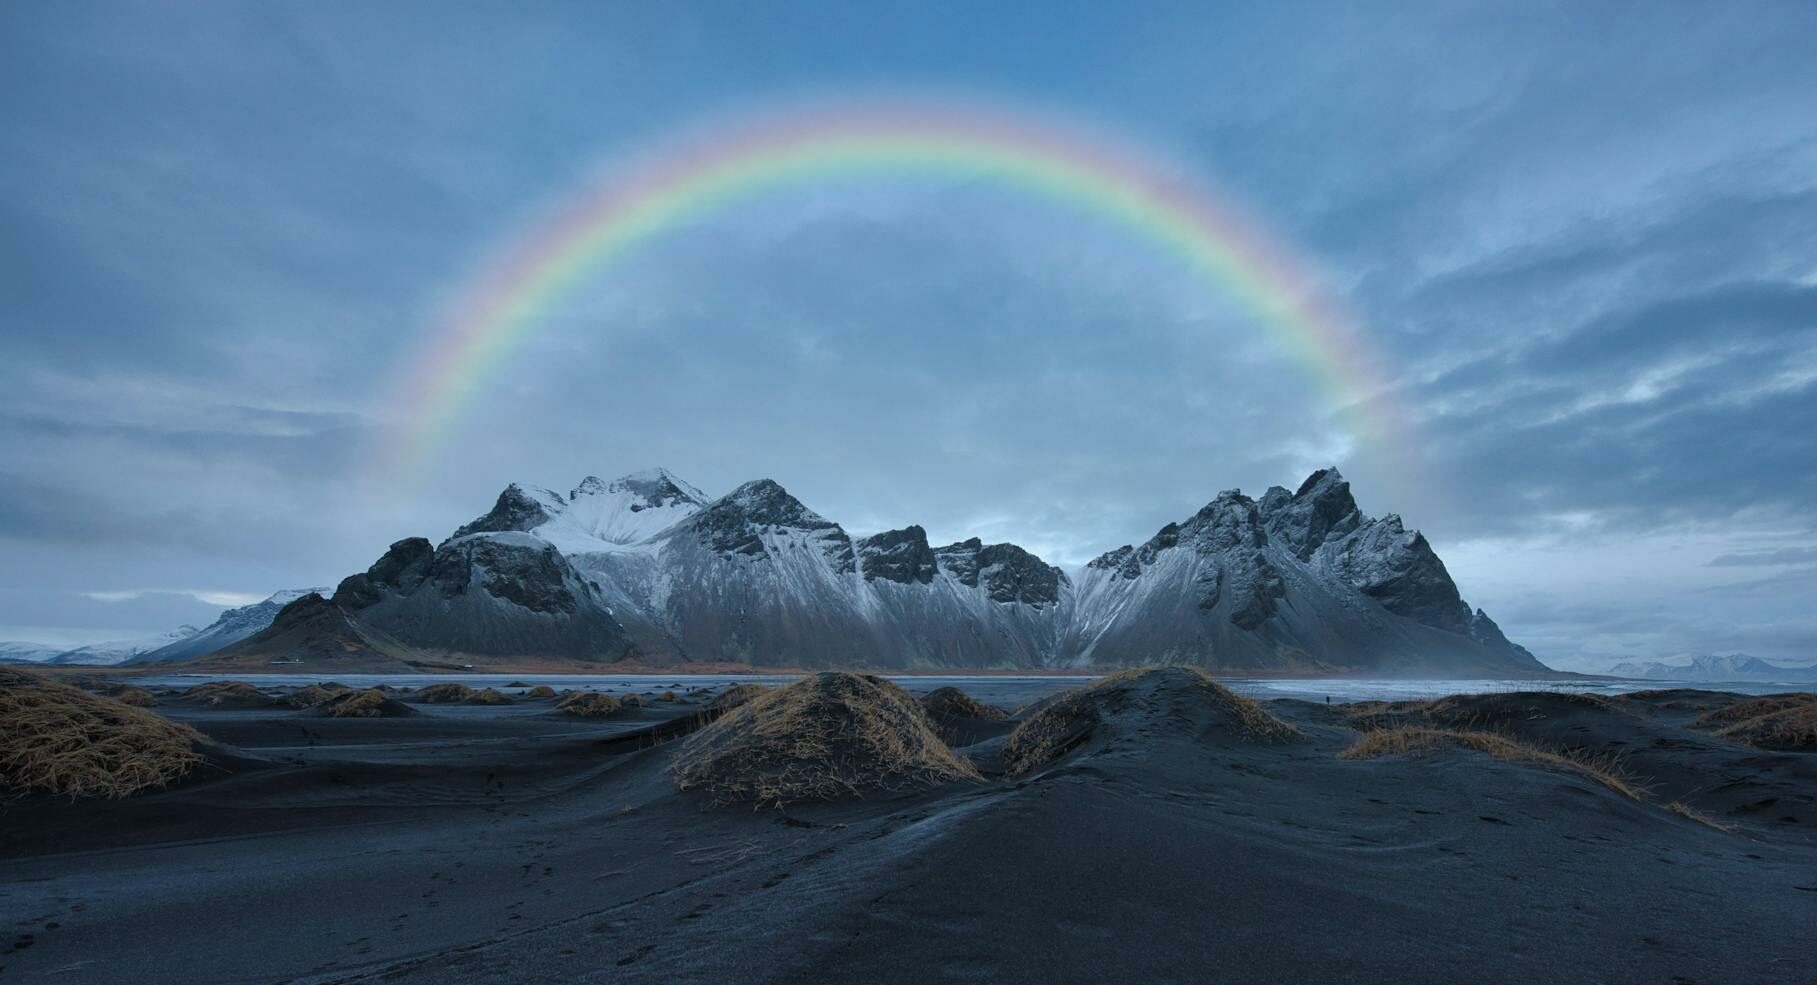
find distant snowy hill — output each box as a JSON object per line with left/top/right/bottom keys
{"left": 45, "top": 625, "right": 201, "bottom": 665}
{"left": 0, "top": 641, "right": 65, "bottom": 664}
{"left": 294, "top": 466, "right": 1550, "bottom": 674}
{"left": 128, "top": 588, "right": 330, "bottom": 664}
{"left": 1606, "top": 654, "right": 1817, "bottom": 683}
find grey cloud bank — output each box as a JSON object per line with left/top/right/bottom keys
{"left": 3, "top": 1, "right": 1815, "bottom": 671}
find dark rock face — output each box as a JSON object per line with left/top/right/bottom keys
{"left": 934, "top": 539, "right": 1066, "bottom": 607}
{"left": 334, "top": 537, "right": 433, "bottom": 610}
{"left": 335, "top": 533, "right": 632, "bottom": 660}
{"left": 684, "top": 479, "right": 855, "bottom": 573}
{"left": 427, "top": 537, "right": 585, "bottom": 615}
{"left": 1263, "top": 468, "right": 1364, "bottom": 560}
{"left": 450, "top": 484, "right": 559, "bottom": 540}
{"left": 1258, "top": 469, "right": 1471, "bottom": 637}
{"left": 857, "top": 526, "right": 938, "bottom": 584}
{"left": 1316, "top": 515, "right": 1472, "bottom": 636}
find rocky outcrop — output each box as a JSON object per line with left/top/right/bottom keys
{"left": 857, "top": 526, "right": 938, "bottom": 585}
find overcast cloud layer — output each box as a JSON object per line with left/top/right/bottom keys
{"left": 3, "top": 1, "right": 1814, "bottom": 671}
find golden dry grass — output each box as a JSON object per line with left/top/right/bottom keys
{"left": 1668, "top": 800, "right": 1736, "bottom": 833}
{"left": 1004, "top": 667, "right": 1301, "bottom": 776}
{"left": 411, "top": 683, "right": 476, "bottom": 704}
{"left": 708, "top": 683, "right": 770, "bottom": 713}
{"left": 1, "top": 667, "right": 205, "bottom": 799}
{"left": 1339, "top": 726, "right": 1639, "bottom": 800}
{"left": 621, "top": 693, "right": 647, "bottom": 708}
{"left": 104, "top": 684, "right": 159, "bottom": 707}
{"left": 919, "top": 686, "right": 1008, "bottom": 722}
{"left": 657, "top": 690, "right": 679, "bottom": 702}
{"left": 671, "top": 671, "right": 980, "bottom": 807}
{"left": 524, "top": 685, "right": 557, "bottom": 699}
{"left": 466, "top": 687, "right": 511, "bottom": 705}
{"left": 1695, "top": 694, "right": 1817, "bottom": 749}
{"left": 557, "top": 691, "right": 622, "bottom": 718}
{"left": 180, "top": 681, "right": 271, "bottom": 707}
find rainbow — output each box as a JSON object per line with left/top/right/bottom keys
{"left": 385, "top": 98, "right": 1409, "bottom": 489}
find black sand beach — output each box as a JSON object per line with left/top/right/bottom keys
{"left": 3, "top": 676, "right": 1814, "bottom": 984}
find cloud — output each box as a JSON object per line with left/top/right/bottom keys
{"left": 1706, "top": 546, "right": 1817, "bottom": 568}
{"left": 81, "top": 588, "right": 265, "bottom": 607}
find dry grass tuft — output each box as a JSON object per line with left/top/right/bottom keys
{"left": 920, "top": 686, "right": 1008, "bottom": 722}
{"left": 671, "top": 671, "right": 980, "bottom": 807}
{"left": 1004, "top": 667, "right": 1300, "bottom": 776}
{"left": 657, "top": 690, "right": 679, "bottom": 702}
{"left": 557, "top": 691, "right": 622, "bottom": 718}
{"left": 466, "top": 687, "right": 511, "bottom": 705}
{"left": 523, "top": 685, "right": 557, "bottom": 699}
{"left": 1, "top": 667, "right": 205, "bottom": 798}
{"left": 1668, "top": 800, "right": 1736, "bottom": 833}
{"left": 1695, "top": 694, "right": 1817, "bottom": 749}
{"left": 104, "top": 684, "right": 159, "bottom": 707}
{"left": 708, "top": 683, "right": 770, "bottom": 713}
{"left": 1339, "top": 726, "right": 1639, "bottom": 800}
{"left": 179, "top": 681, "right": 272, "bottom": 708}
{"left": 411, "top": 683, "right": 476, "bottom": 704}
{"left": 621, "top": 693, "right": 647, "bottom": 708}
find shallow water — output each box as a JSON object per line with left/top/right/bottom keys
{"left": 127, "top": 670, "right": 1810, "bottom": 708}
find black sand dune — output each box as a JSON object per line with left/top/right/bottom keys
{"left": 2, "top": 675, "right": 1813, "bottom": 985}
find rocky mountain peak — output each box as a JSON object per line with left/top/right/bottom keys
{"left": 1264, "top": 467, "right": 1363, "bottom": 561}
{"left": 451, "top": 483, "right": 564, "bottom": 541}
{"left": 934, "top": 538, "right": 1065, "bottom": 606}
{"left": 856, "top": 526, "right": 937, "bottom": 584}
{"left": 334, "top": 537, "right": 434, "bottom": 610}
{"left": 685, "top": 479, "right": 852, "bottom": 571}
{"left": 574, "top": 468, "right": 708, "bottom": 511}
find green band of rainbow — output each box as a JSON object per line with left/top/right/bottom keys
{"left": 386, "top": 100, "right": 1408, "bottom": 489}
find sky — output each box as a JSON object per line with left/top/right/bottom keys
{"left": 2, "top": 1, "right": 1814, "bottom": 670}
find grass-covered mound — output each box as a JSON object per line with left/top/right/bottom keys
{"left": 284, "top": 683, "right": 351, "bottom": 708}
{"left": 104, "top": 684, "right": 160, "bottom": 707}
{"left": 1, "top": 667, "right": 206, "bottom": 798}
{"left": 671, "top": 671, "right": 980, "bottom": 807}
{"left": 322, "top": 688, "right": 415, "bottom": 718}
{"left": 1345, "top": 690, "right": 1625, "bottom": 729}
{"left": 557, "top": 691, "right": 622, "bottom": 718}
{"left": 467, "top": 687, "right": 511, "bottom": 705}
{"left": 1339, "top": 726, "right": 1638, "bottom": 799}
{"left": 707, "top": 683, "right": 769, "bottom": 713}
{"left": 1003, "top": 667, "right": 1301, "bottom": 776}
{"left": 920, "top": 686, "right": 1008, "bottom": 722}
{"left": 177, "top": 681, "right": 273, "bottom": 708}
{"left": 524, "top": 685, "right": 557, "bottom": 699}
{"left": 410, "top": 683, "right": 476, "bottom": 704}
{"left": 1694, "top": 694, "right": 1817, "bottom": 749}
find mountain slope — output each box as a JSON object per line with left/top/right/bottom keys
{"left": 194, "top": 592, "right": 421, "bottom": 672}
{"left": 129, "top": 588, "right": 329, "bottom": 664}
{"left": 45, "top": 626, "right": 202, "bottom": 666}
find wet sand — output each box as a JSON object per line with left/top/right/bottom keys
{"left": 2, "top": 683, "right": 1813, "bottom": 984}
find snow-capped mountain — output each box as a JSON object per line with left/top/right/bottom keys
{"left": 1607, "top": 654, "right": 1817, "bottom": 683}
{"left": 45, "top": 625, "right": 202, "bottom": 665}
{"left": 128, "top": 588, "right": 329, "bottom": 664}
{"left": 1064, "top": 470, "right": 1542, "bottom": 673}
{"left": 0, "top": 641, "right": 66, "bottom": 664}
{"left": 303, "top": 466, "right": 1547, "bottom": 673}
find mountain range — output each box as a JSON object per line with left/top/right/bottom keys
{"left": 188, "top": 467, "right": 1549, "bottom": 675}
{"left": 1605, "top": 653, "right": 1817, "bottom": 683}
